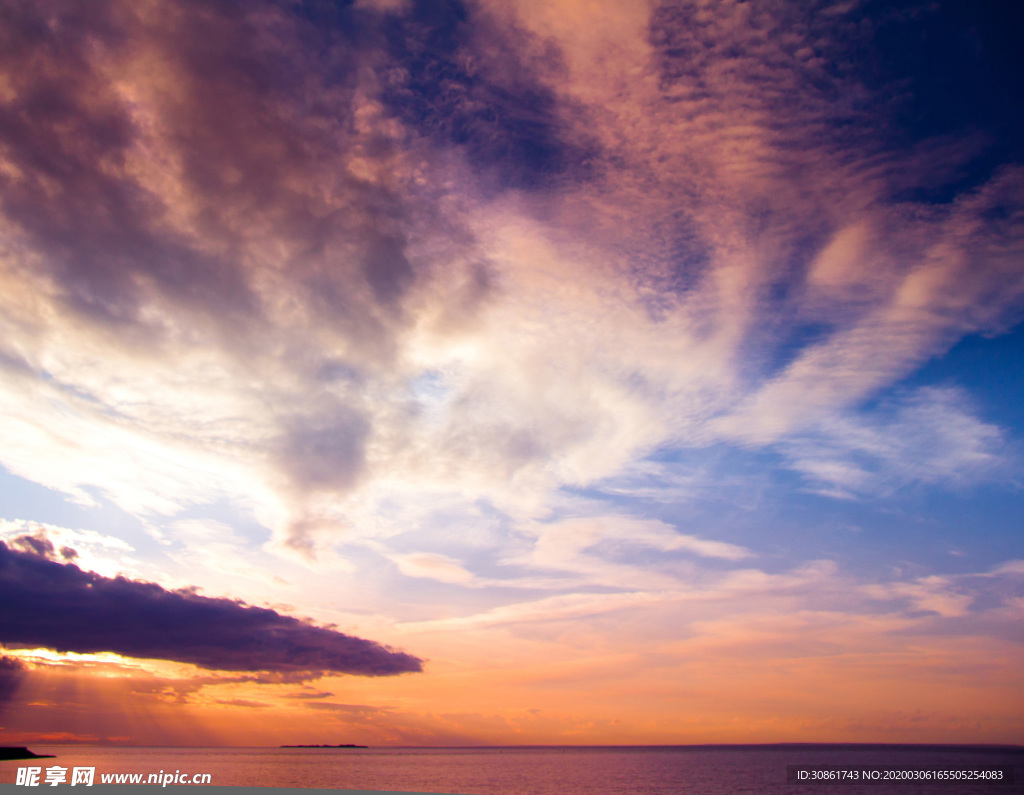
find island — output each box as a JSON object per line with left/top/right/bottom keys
{"left": 0, "top": 748, "right": 56, "bottom": 761}
{"left": 280, "top": 744, "right": 368, "bottom": 748}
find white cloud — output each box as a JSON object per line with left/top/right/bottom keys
{"left": 777, "top": 387, "right": 1005, "bottom": 497}
{"left": 391, "top": 552, "right": 477, "bottom": 586}
{"left": 0, "top": 518, "right": 139, "bottom": 580}
{"left": 864, "top": 576, "right": 974, "bottom": 618}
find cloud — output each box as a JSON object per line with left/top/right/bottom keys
{"left": 7, "top": 532, "right": 78, "bottom": 562}
{"left": 391, "top": 552, "right": 477, "bottom": 585}
{"left": 399, "top": 559, "right": 837, "bottom": 631}
{"left": 304, "top": 702, "right": 387, "bottom": 715}
{"left": 399, "top": 590, "right": 670, "bottom": 631}
{"left": 493, "top": 516, "right": 752, "bottom": 591}
{"left": 0, "top": 520, "right": 147, "bottom": 581}
{"left": 776, "top": 386, "right": 1007, "bottom": 497}
{"left": 0, "top": 540, "right": 422, "bottom": 675}
{"left": 0, "top": 1, "right": 1012, "bottom": 737}
{"left": 864, "top": 576, "right": 973, "bottom": 618}
{"left": 380, "top": 0, "right": 596, "bottom": 191}
{"left": 281, "top": 690, "right": 335, "bottom": 700}
{"left": 0, "top": 0, "right": 1020, "bottom": 565}
{"left": 0, "top": 655, "right": 27, "bottom": 712}
{"left": 215, "top": 699, "right": 271, "bottom": 709}
{"left": 990, "top": 560, "right": 1024, "bottom": 577}
{"left": 862, "top": 560, "right": 1024, "bottom": 625}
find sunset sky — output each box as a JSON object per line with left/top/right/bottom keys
{"left": 1, "top": 0, "right": 1023, "bottom": 747}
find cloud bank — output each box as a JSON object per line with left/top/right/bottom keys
{"left": 0, "top": 541, "right": 422, "bottom": 675}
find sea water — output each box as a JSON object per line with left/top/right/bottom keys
{"left": 3, "top": 745, "right": 1022, "bottom": 794}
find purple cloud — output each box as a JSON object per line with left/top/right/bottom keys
{"left": 0, "top": 541, "right": 422, "bottom": 676}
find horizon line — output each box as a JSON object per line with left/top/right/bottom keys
{"left": 9, "top": 742, "right": 1024, "bottom": 751}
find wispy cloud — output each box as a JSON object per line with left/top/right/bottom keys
{"left": 776, "top": 386, "right": 1007, "bottom": 498}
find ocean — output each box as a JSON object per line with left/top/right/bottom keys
{"left": 2, "top": 745, "right": 1022, "bottom": 794}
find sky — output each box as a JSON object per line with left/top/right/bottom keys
{"left": 0, "top": 0, "right": 1022, "bottom": 747}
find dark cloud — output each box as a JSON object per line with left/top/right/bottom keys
{"left": 118, "top": 669, "right": 333, "bottom": 704}
{"left": 0, "top": 655, "right": 27, "bottom": 710}
{"left": 304, "top": 702, "right": 386, "bottom": 714}
{"left": 0, "top": 0, "right": 444, "bottom": 352}
{"left": 282, "top": 690, "right": 334, "bottom": 699}
{"left": 9, "top": 532, "right": 56, "bottom": 559}
{"left": 647, "top": 0, "right": 882, "bottom": 166}
{"left": 649, "top": 0, "right": 1023, "bottom": 207}
{"left": 206, "top": 670, "right": 330, "bottom": 686}
{"left": 215, "top": 698, "right": 271, "bottom": 709}
{"left": 277, "top": 408, "right": 371, "bottom": 493}
{"left": 363, "top": 233, "right": 415, "bottom": 307}
{"left": 382, "top": 0, "right": 593, "bottom": 190}
{"left": 0, "top": 1, "right": 258, "bottom": 332}
{"left": 0, "top": 541, "right": 422, "bottom": 676}
{"left": 5, "top": 531, "right": 78, "bottom": 563}
{"left": 850, "top": 0, "right": 1024, "bottom": 200}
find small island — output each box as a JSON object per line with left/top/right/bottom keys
{"left": 280, "top": 744, "right": 367, "bottom": 748}
{"left": 0, "top": 748, "right": 56, "bottom": 761}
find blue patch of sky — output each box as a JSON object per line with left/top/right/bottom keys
{"left": 0, "top": 466, "right": 156, "bottom": 553}
{"left": 565, "top": 430, "right": 1022, "bottom": 579}
{"left": 33, "top": 367, "right": 133, "bottom": 422}
{"left": 757, "top": 321, "right": 836, "bottom": 382}
{"left": 377, "top": 499, "right": 518, "bottom": 567}
{"left": 380, "top": 0, "right": 594, "bottom": 193}
{"left": 756, "top": 478, "right": 1024, "bottom": 580}
{"left": 855, "top": 0, "right": 1024, "bottom": 203}
{"left": 409, "top": 369, "right": 449, "bottom": 405}
{"left": 315, "top": 358, "right": 363, "bottom": 384}
{"left": 164, "top": 498, "right": 273, "bottom": 547}
{"left": 0, "top": 466, "right": 286, "bottom": 562}
{"left": 895, "top": 320, "right": 1024, "bottom": 433}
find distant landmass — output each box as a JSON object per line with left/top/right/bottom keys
{"left": 0, "top": 747, "right": 56, "bottom": 761}
{"left": 280, "top": 744, "right": 368, "bottom": 749}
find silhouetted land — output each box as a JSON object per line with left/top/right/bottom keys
{"left": 0, "top": 747, "right": 56, "bottom": 760}
{"left": 280, "top": 744, "right": 368, "bottom": 748}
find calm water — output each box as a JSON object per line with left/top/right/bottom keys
{"left": 3, "top": 745, "right": 1022, "bottom": 794}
